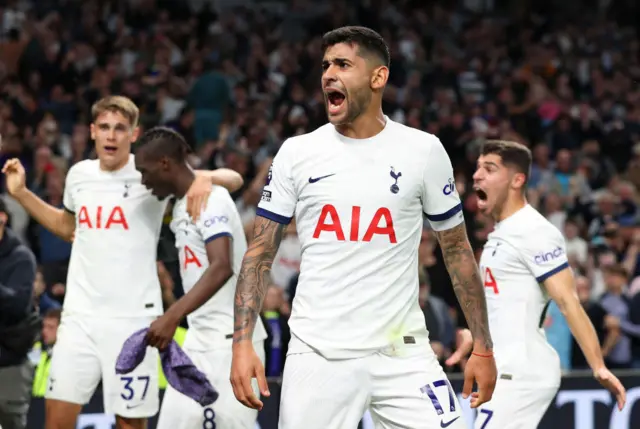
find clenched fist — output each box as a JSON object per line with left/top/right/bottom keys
{"left": 2, "top": 158, "right": 27, "bottom": 197}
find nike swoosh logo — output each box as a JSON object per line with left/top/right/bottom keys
{"left": 308, "top": 174, "right": 335, "bottom": 183}
{"left": 126, "top": 404, "right": 143, "bottom": 410}
{"left": 440, "top": 416, "right": 460, "bottom": 428}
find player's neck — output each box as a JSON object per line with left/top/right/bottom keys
{"left": 99, "top": 156, "right": 129, "bottom": 172}
{"left": 335, "top": 109, "right": 386, "bottom": 139}
{"left": 174, "top": 168, "right": 196, "bottom": 199}
{"left": 495, "top": 194, "right": 527, "bottom": 223}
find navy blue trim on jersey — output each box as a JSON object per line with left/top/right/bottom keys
{"left": 256, "top": 208, "right": 292, "bottom": 225}
{"left": 538, "top": 300, "right": 551, "bottom": 328}
{"left": 536, "top": 262, "right": 570, "bottom": 283}
{"left": 204, "top": 232, "right": 232, "bottom": 244}
{"left": 63, "top": 206, "right": 74, "bottom": 215}
{"left": 424, "top": 203, "right": 463, "bottom": 222}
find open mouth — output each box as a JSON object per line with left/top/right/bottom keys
{"left": 474, "top": 186, "right": 489, "bottom": 211}
{"left": 104, "top": 145, "right": 117, "bottom": 154}
{"left": 325, "top": 88, "right": 346, "bottom": 115}
{"left": 475, "top": 188, "right": 488, "bottom": 201}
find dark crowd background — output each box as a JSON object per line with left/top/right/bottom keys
{"left": 0, "top": 0, "right": 639, "bottom": 377}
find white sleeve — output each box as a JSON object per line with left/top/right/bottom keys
{"left": 195, "top": 189, "right": 235, "bottom": 243}
{"left": 421, "top": 137, "right": 464, "bottom": 231}
{"left": 256, "top": 141, "right": 296, "bottom": 224}
{"left": 519, "top": 226, "right": 570, "bottom": 283}
{"left": 63, "top": 166, "right": 78, "bottom": 213}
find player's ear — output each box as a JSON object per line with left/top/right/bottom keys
{"left": 131, "top": 126, "right": 141, "bottom": 143}
{"left": 89, "top": 123, "right": 96, "bottom": 140}
{"left": 511, "top": 172, "right": 526, "bottom": 190}
{"left": 370, "top": 66, "right": 389, "bottom": 91}
{"left": 160, "top": 156, "right": 171, "bottom": 171}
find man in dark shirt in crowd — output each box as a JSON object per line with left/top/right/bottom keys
{"left": 260, "top": 285, "right": 290, "bottom": 378}
{"left": 0, "top": 197, "right": 39, "bottom": 429}
{"left": 600, "top": 264, "right": 634, "bottom": 369}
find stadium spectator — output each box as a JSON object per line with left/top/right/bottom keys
{"left": 543, "top": 301, "right": 572, "bottom": 370}
{"left": 600, "top": 264, "right": 637, "bottom": 368}
{"left": 261, "top": 286, "right": 290, "bottom": 378}
{"left": 0, "top": 196, "right": 39, "bottom": 429}
{"left": 270, "top": 218, "right": 301, "bottom": 291}
{"left": 418, "top": 266, "right": 456, "bottom": 364}
{"left": 31, "top": 308, "right": 61, "bottom": 398}
{"left": 32, "top": 267, "right": 60, "bottom": 316}
{"left": 571, "top": 275, "right": 614, "bottom": 370}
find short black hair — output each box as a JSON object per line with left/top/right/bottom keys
{"left": 481, "top": 140, "right": 532, "bottom": 184}
{"left": 603, "top": 263, "right": 628, "bottom": 279}
{"left": 322, "top": 26, "right": 390, "bottom": 68}
{"left": 136, "top": 126, "right": 190, "bottom": 163}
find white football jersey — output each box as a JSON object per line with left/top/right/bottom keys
{"left": 257, "top": 119, "right": 464, "bottom": 359}
{"left": 63, "top": 155, "right": 166, "bottom": 317}
{"left": 171, "top": 186, "right": 267, "bottom": 351}
{"left": 479, "top": 204, "right": 567, "bottom": 385}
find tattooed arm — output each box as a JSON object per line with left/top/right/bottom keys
{"left": 434, "top": 222, "right": 493, "bottom": 352}
{"left": 233, "top": 216, "right": 287, "bottom": 344}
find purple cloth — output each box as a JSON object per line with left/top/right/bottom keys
{"left": 115, "top": 328, "right": 218, "bottom": 406}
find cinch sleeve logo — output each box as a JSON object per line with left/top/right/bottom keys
{"left": 442, "top": 178, "right": 455, "bottom": 196}
{"left": 266, "top": 165, "right": 273, "bottom": 186}
{"left": 534, "top": 246, "right": 565, "bottom": 264}
{"left": 203, "top": 216, "right": 229, "bottom": 227}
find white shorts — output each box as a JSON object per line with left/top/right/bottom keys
{"left": 279, "top": 336, "right": 466, "bottom": 429}
{"left": 156, "top": 341, "right": 265, "bottom": 429}
{"left": 45, "top": 313, "right": 159, "bottom": 418}
{"left": 473, "top": 379, "right": 558, "bottom": 429}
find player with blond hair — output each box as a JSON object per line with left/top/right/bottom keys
{"left": 3, "top": 95, "right": 243, "bottom": 429}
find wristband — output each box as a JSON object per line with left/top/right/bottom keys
{"left": 472, "top": 352, "right": 493, "bottom": 358}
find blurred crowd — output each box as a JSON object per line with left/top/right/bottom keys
{"left": 1, "top": 0, "right": 640, "bottom": 377}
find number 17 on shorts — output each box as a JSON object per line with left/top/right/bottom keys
{"left": 420, "top": 379, "right": 465, "bottom": 428}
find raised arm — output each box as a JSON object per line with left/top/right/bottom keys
{"left": 186, "top": 169, "right": 245, "bottom": 221}
{"left": 195, "top": 168, "right": 244, "bottom": 193}
{"left": 434, "top": 224, "right": 493, "bottom": 352}
{"left": 544, "top": 268, "right": 625, "bottom": 410}
{"left": 2, "top": 159, "right": 75, "bottom": 242}
{"left": 233, "top": 216, "right": 286, "bottom": 344}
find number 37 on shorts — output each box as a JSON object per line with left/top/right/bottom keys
{"left": 120, "top": 375, "right": 150, "bottom": 402}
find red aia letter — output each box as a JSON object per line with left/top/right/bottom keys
{"left": 78, "top": 206, "right": 92, "bottom": 228}
{"left": 184, "top": 245, "right": 202, "bottom": 269}
{"left": 362, "top": 207, "right": 397, "bottom": 243}
{"left": 483, "top": 267, "right": 499, "bottom": 294}
{"left": 104, "top": 206, "right": 129, "bottom": 229}
{"left": 313, "top": 204, "right": 345, "bottom": 241}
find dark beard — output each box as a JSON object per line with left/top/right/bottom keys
{"left": 346, "top": 86, "right": 372, "bottom": 123}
